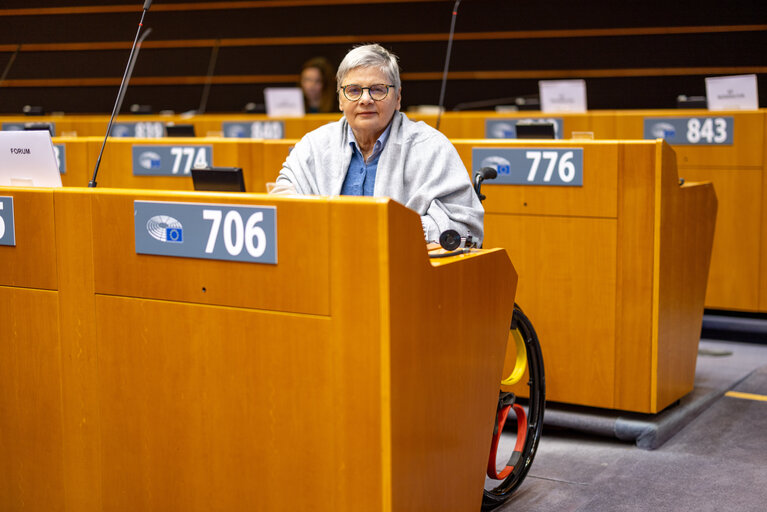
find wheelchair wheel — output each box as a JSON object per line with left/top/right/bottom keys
{"left": 482, "top": 304, "right": 546, "bottom": 510}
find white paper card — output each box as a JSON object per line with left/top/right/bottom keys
{"left": 264, "top": 87, "right": 305, "bottom": 117}
{"left": 539, "top": 79, "right": 588, "bottom": 113}
{"left": 705, "top": 74, "right": 759, "bottom": 111}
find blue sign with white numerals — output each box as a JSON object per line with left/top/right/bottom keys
{"left": 132, "top": 145, "right": 213, "bottom": 176}
{"left": 643, "top": 117, "right": 733, "bottom": 145}
{"left": 111, "top": 122, "right": 165, "bottom": 138}
{"left": 0, "top": 197, "right": 15, "bottom": 246}
{"left": 134, "top": 201, "right": 277, "bottom": 264}
{"left": 222, "top": 121, "right": 285, "bottom": 139}
{"left": 473, "top": 147, "right": 583, "bottom": 186}
{"left": 485, "top": 118, "right": 563, "bottom": 139}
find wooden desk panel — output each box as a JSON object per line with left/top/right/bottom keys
{"left": 676, "top": 168, "right": 761, "bottom": 311}
{"left": 57, "top": 136, "right": 91, "bottom": 187}
{"left": 761, "top": 122, "right": 767, "bottom": 311}
{"left": 260, "top": 140, "right": 295, "bottom": 187}
{"left": 90, "top": 189, "right": 331, "bottom": 316}
{"left": 614, "top": 110, "right": 764, "bottom": 168}
{"left": 480, "top": 140, "right": 715, "bottom": 412}
{"left": 87, "top": 137, "right": 256, "bottom": 190}
{"left": 95, "top": 296, "right": 336, "bottom": 511}
{"left": 0, "top": 287, "right": 64, "bottom": 511}
{"left": 418, "top": 111, "right": 618, "bottom": 140}
{"left": 491, "top": 214, "right": 617, "bottom": 408}
{"left": 0, "top": 188, "right": 57, "bottom": 290}
{"left": 453, "top": 139, "right": 621, "bottom": 218}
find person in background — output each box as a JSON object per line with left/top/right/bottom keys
{"left": 300, "top": 57, "right": 337, "bottom": 113}
{"left": 271, "top": 44, "right": 483, "bottom": 243}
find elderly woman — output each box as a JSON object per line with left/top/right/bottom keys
{"left": 271, "top": 44, "right": 483, "bottom": 243}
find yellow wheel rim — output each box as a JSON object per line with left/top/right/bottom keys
{"left": 501, "top": 327, "right": 527, "bottom": 386}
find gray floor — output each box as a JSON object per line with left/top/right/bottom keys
{"left": 491, "top": 339, "right": 767, "bottom": 511}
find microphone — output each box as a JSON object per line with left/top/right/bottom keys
{"left": 197, "top": 39, "right": 221, "bottom": 114}
{"left": 473, "top": 166, "right": 497, "bottom": 202}
{"left": 0, "top": 44, "right": 21, "bottom": 88}
{"left": 88, "top": 0, "right": 153, "bottom": 188}
{"left": 436, "top": 0, "right": 462, "bottom": 131}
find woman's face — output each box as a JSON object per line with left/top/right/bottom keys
{"left": 338, "top": 66, "right": 401, "bottom": 142}
{"left": 300, "top": 67, "right": 324, "bottom": 104}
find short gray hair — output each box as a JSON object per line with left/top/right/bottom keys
{"left": 336, "top": 44, "right": 401, "bottom": 91}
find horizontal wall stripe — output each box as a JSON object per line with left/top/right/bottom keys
{"left": 4, "top": 67, "right": 766, "bottom": 88}
{"left": 2, "top": 25, "right": 765, "bottom": 53}
{"left": 1, "top": 0, "right": 446, "bottom": 17}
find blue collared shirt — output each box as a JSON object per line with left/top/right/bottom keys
{"left": 340, "top": 121, "right": 392, "bottom": 196}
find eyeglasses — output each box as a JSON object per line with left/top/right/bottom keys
{"left": 340, "top": 84, "right": 395, "bottom": 101}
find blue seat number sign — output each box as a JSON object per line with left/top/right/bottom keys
{"left": 472, "top": 147, "right": 583, "bottom": 186}
{"left": 0, "top": 197, "right": 15, "bottom": 246}
{"left": 134, "top": 200, "right": 277, "bottom": 264}
{"left": 222, "top": 121, "right": 285, "bottom": 139}
{"left": 132, "top": 145, "right": 213, "bottom": 176}
{"left": 643, "top": 117, "right": 733, "bottom": 145}
{"left": 111, "top": 122, "right": 165, "bottom": 138}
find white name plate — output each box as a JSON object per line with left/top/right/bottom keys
{"left": 539, "top": 79, "right": 588, "bottom": 113}
{"left": 705, "top": 74, "right": 759, "bottom": 111}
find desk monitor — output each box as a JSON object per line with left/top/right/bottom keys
{"left": 165, "top": 124, "right": 196, "bottom": 137}
{"left": 191, "top": 167, "right": 246, "bottom": 192}
{"left": 515, "top": 121, "right": 556, "bottom": 139}
{"left": 0, "top": 130, "right": 62, "bottom": 187}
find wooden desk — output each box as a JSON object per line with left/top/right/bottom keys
{"left": 452, "top": 139, "right": 716, "bottom": 412}
{"left": 614, "top": 110, "right": 766, "bottom": 312}
{"left": 0, "top": 187, "right": 516, "bottom": 512}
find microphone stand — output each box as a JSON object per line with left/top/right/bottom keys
{"left": 436, "top": 0, "right": 461, "bottom": 131}
{"left": 0, "top": 44, "right": 21, "bottom": 88}
{"left": 89, "top": 0, "right": 153, "bottom": 188}
{"left": 197, "top": 39, "right": 220, "bottom": 114}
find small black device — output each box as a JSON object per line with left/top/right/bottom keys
{"left": 23, "top": 122, "right": 55, "bottom": 136}
{"left": 514, "top": 95, "right": 541, "bottom": 111}
{"left": 165, "top": 124, "right": 196, "bottom": 137}
{"left": 676, "top": 95, "right": 707, "bottom": 109}
{"left": 191, "top": 166, "right": 246, "bottom": 192}
{"left": 515, "top": 121, "right": 556, "bottom": 139}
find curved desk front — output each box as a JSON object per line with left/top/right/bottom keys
{"left": 0, "top": 188, "right": 516, "bottom": 512}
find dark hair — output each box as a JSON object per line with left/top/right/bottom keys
{"left": 300, "top": 57, "right": 337, "bottom": 113}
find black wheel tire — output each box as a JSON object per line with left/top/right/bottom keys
{"left": 482, "top": 304, "right": 546, "bottom": 510}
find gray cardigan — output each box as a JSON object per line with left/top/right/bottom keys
{"left": 272, "top": 111, "right": 484, "bottom": 242}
